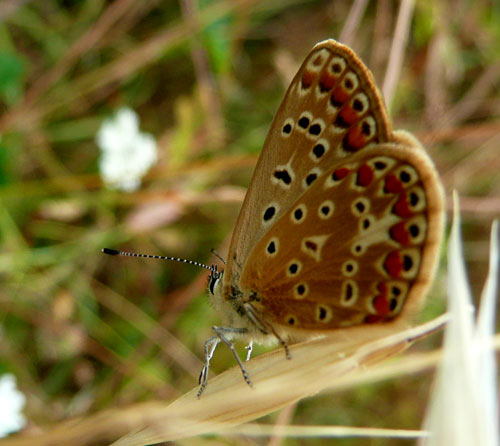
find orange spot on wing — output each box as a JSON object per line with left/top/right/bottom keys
{"left": 319, "top": 71, "right": 337, "bottom": 91}
{"left": 333, "top": 167, "right": 350, "bottom": 180}
{"left": 312, "top": 55, "right": 323, "bottom": 66}
{"left": 301, "top": 71, "right": 316, "bottom": 89}
{"left": 344, "top": 126, "right": 367, "bottom": 151}
{"left": 384, "top": 251, "right": 403, "bottom": 278}
{"left": 393, "top": 194, "right": 412, "bottom": 218}
{"left": 373, "top": 283, "right": 390, "bottom": 316}
{"left": 338, "top": 104, "right": 358, "bottom": 126}
{"left": 356, "top": 164, "right": 374, "bottom": 187}
{"left": 331, "top": 85, "right": 350, "bottom": 105}
{"left": 384, "top": 174, "right": 404, "bottom": 194}
{"left": 390, "top": 222, "right": 411, "bottom": 246}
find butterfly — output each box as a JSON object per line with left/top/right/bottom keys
{"left": 103, "top": 39, "right": 444, "bottom": 398}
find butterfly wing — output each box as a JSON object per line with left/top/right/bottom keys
{"left": 239, "top": 140, "right": 444, "bottom": 330}
{"left": 223, "top": 39, "right": 393, "bottom": 287}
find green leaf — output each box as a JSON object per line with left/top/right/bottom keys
{"left": 0, "top": 51, "right": 23, "bottom": 93}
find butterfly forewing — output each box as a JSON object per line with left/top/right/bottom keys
{"left": 239, "top": 142, "right": 443, "bottom": 330}
{"left": 224, "top": 40, "right": 393, "bottom": 285}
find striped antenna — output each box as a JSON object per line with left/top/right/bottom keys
{"left": 101, "top": 248, "right": 217, "bottom": 272}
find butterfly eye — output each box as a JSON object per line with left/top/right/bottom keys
{"left": 208, "top": 270, "right": 222, "bottom": 296}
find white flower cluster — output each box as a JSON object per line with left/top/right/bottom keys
{"left": 97, "top": 107, "right": 158, "bottom": 192}
{"left": 0, "top": 374, "right": 26, "bottom": 438}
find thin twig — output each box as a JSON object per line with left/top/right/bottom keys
{"left": 269, "top": 403, "right": 298, "bottom": 446}
{"left": 424, "top": 31, "right": 448, "bottom": 127}
{"left": 382, "top": 0, "right": 415, "bottom": 111}
{"left": 440, "top": 61, "right": 500, "bottom": 126}
{"left": 0, "top": 0, "right": 32, "bottom": 21}
{"left": 339, "top": 0, "right": 368, "bottom": 45}
{"left": 370, "top": 0, "right": 392, "bottom": 82}
{"left": 23, "top": 0, "right": 138, "bottom": 107}
{"left": 180, "top": 0, "right": 226, "bottom": 146}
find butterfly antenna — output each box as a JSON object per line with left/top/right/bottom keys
{"left": 210, "top": 248, "right": 226, "bottom": 265}
{"left": 101, "top": 248, "right": 217, "bottom": 272}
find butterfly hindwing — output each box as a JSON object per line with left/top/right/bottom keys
{"left": 239, "top": 142, "right": 443, "bottom": 330}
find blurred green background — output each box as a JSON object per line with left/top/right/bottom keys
{"left": 0, "top": 0, "right": 498, "bottom": 444}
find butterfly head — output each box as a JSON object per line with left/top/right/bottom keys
{"left": 208, "top": 264, "right": 223, "bottom": 296}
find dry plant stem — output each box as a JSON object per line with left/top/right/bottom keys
{"left": 338, "top": 0, "right": 368, "bottom": 45}
{"left": 456, "top": 196, "right": 500, "bottom": 215}
{"left": 0, "top": 0, "right": 256, "bottom": 133}
{"left": 440, "top": 61, "right": 500, "bottom": 127}
{"left": 441, "top": 133, "right": 500, "bottom": 188}
{"left": 220, "top": 423, "right": 427, "bottom": 440}
{"left": 425, "top": 31, "right": 448, "bottom": 127}
{"left": 382, "top": 0, "right": 415, "bottom": 109}
{"left": 417, "top": 120, "right": 500, "bottom": 146}
{"left": 268, "top": 402, "right": 298, "bottom": 446}
{"left": 3, "top": 315, "right": 480, "bottom": 446}
{"left": 94, "top": 280, "right": 202, "bottom": 381}
{"left": 109, "top": 315, "right": 449, "bottom": 446}
{"left": 180, "top": 0, "right": 226, "bottom": 146}
{"left": 370, "top": 0, "right": 392, "bottom": 82}
{"left": 0, "top": 0, "right": 31, "bottom": 21}
{"left": 22, "top": 0, "right": 138, "bottom": 108}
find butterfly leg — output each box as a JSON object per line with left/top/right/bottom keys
{"left": 198, "top": 336, "right": 220, "bottom": 398}
{"left": 244, "top": 302, "right": 291, "bottom": 360}
{"left": 212, "top": 326, "right": 253, "bottom": 389}
{"left": 245, "top": 341, "right": 253, "bottom": 361}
